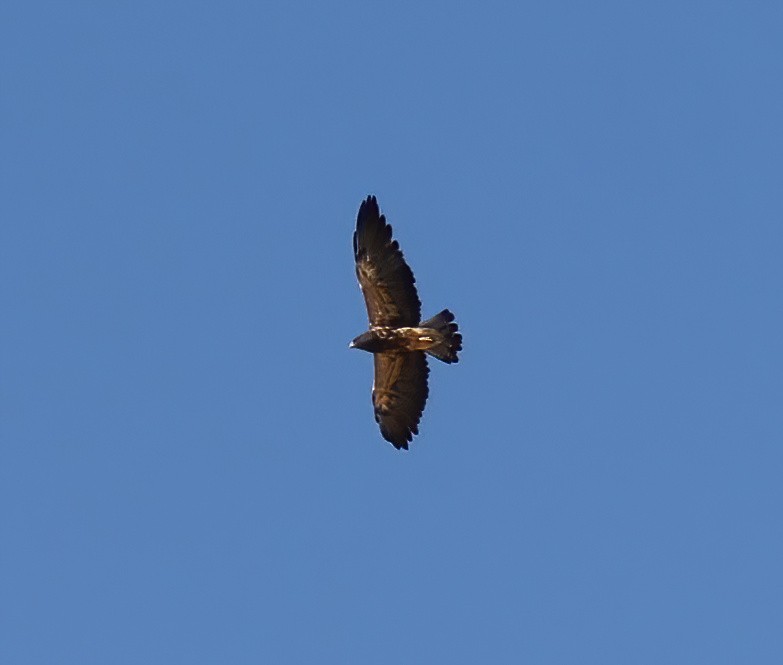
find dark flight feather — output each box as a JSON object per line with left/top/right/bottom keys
{"left": 354, "top": 196, "right": 421, "bottom": 327}
{"left": 372, "top": 351, "right": 429, "bottom": 450}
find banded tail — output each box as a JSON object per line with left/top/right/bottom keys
{"left": 421, "top": 309, "right": 462, "bottom": 364}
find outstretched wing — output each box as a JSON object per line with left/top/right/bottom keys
{"left": 354, "top": 195, "right": 421, "bottom": 327}
{"left": 372, "top": 351, "right": 429, "bottom": 449}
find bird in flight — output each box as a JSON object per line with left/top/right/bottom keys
{"left": 350, "top": 195, "right": 462, "bottom": 449}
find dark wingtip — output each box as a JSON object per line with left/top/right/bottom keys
{"left": 358, "top": 194, "right": 379, "bottom": 217}
{"left": 389, "top": 437, "right": 409, "bottom": 451}
{"left": 383, "top": 424, "right": 415, "bottom": 450}
{"left": 356, "top": 195, "right": 382, "bottom": 243}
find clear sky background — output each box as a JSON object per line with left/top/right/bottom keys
{"left": 2, "top": 2, "right": 782, "bottom": 663}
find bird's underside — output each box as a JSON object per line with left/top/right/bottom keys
{"left": 350, "top": 326, "right": 451, "bottom": 355}
{"left": 351, "top": 195, "right": 462, "bottom": 450}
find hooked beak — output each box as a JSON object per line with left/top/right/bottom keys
{"left": 348, "top": 340, "right": 355, "bottom": 349}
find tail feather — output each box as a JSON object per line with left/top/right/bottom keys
{"left": 421, "top": 309, "right": 462, "bottom": 364}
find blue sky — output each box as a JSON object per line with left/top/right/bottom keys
{"left": 2, "top": 1, "right": 782, "bottom": 663}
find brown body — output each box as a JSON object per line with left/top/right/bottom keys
{"left": 350, "top": 326, "right": 445, "bottom": 354}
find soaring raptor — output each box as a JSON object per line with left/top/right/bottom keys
{"left": 350, "top": 195, "right": 462, "bottom": 449}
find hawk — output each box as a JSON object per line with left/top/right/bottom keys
{"left": 350, "top": 195, "right": 462, "bottom": 449}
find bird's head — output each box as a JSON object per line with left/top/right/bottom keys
{"left": 349, "top": 331, "right": 372, "bottom": 351}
